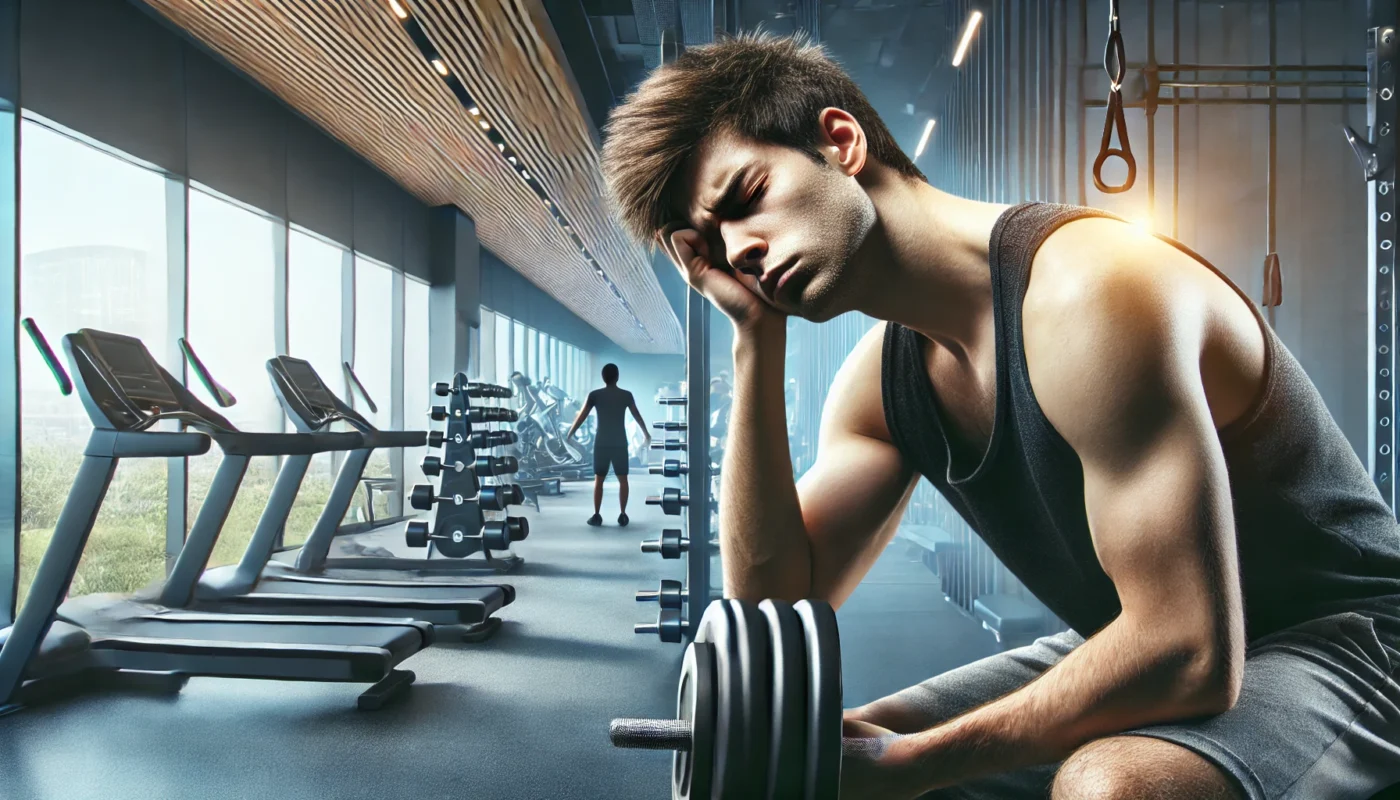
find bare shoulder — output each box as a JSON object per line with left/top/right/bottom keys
{"left": 1022, "top": 216, "right": 1265, "bottom": 441}
{"left": 820, "top": 320, "right": 894, "bottom": 443}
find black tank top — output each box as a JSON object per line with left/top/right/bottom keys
{"left": 881, "top": 202, "right": 1400, "bottom": 643}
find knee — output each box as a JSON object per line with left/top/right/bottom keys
{"left": 1051, "top": 737, "right": 1241, "bottom": 800}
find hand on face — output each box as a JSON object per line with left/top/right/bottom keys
{"left": 657, "top": 223, "right": 785, "bottom": 330}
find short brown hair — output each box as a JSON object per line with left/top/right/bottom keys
{"left": 601, "top": 32, "right": 926, "bottom": 243}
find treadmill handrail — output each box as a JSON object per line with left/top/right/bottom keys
{"left": 179, "top": 338, "right": 237, "bottom": 408}
{"left": 343, "top": 362, "right": 378, "bottom": 415}
{"left": 206, "top": 430, "right": 365, "bottom": 458}
{"left": 86, "top": 429, "right": 211, "bottom": 459}
{"left": 22, "top": 318, "right": 72, "bottom": 396}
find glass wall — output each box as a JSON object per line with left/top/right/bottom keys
{"left": 352, "top": 255, "right": 397, "bottom": 520}
{"left": 12, "top": 118, "right": 445, "bottom": 606}
{"left": 186, "top": 187, "right": 281, "bottom": 568}
{"left": 402, "top": 277, "right": 431, "bottom": 504}
{"left": 284, "top": 228, "right": 348, "bottom": 546}
{"left": 495, "top": 312, "right": 511, "bottom": 388}
{"left": 17, "top": 120, "right": 173, "bottom": 609}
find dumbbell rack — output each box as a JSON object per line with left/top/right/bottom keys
{"left": 404, "top": 374, "right": 529, "bottom": 574}
{"left": 635, "top": 397, "right": 694, "bottom": 642}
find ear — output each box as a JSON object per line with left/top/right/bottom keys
{"left": 818, "top": 107, "right": 868, "bottom": 177}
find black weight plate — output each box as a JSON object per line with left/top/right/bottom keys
{"left": 759, "top": 600, "right": 807, "bottom": 800}
{"left": 725, "top": 599, "right": 772, "bottom": 800}
{"left": 694, "top": 601, "right": 744, "bottom": 800}
{"left": 674, "top": 642, "right": 716, "bottom": 800}
{"left": 795, "top": 601, "right": 842, "bottom": 800}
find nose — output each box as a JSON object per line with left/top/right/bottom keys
{"left": 723, "top": 229, "right": 767, "bottom": 274}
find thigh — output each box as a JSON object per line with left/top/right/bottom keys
{"left": 853, "top": 630, "right": 1085, "bottom": 800}
{"left": 612, "top": 448, "right": 629, "bottom": 476}
{"left": 593, "top": 446, "right": 615, "bottom": 476}
{"left": 1123, "top": 612, "right": 1400, "bottom": 800}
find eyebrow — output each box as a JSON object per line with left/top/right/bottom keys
{"left": 701, "top": 165, "right": 752, "bottom": 218}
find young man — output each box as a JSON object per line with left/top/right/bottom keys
{"left": 567, "top": 363, "right": 651, "bottom": 526}
{"left": 600, "top": 34, "right": 1400, "bottom": 800}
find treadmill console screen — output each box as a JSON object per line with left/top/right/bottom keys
{"left": 81, "top": 330, "right": 181, "bottom": 408}
{"left": 275, "top": 357, "right": 340, "bottom": 417}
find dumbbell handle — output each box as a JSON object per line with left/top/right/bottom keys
{"left": 609, "top": 718, "right": 693, "bottom": 752}
{"left": 633, "top": 620, "right": 689, "bottom": 635}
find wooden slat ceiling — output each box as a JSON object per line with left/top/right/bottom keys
{"left": 142, "top": 0, "right": 684, "bottom": 354}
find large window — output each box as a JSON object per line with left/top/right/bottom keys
{"left": 496, "top": 313, "right": 511, "bottom": 385}
{"left": 478, "top": 308, "right": 497, "bottom": 386}
{"left": 513, "top": 320, "right": 527, "bottom": 381}
{"left": 353, "top": 255, "right": 397, "bottom": 503}
{"left": 285, "top": 228, "right": 348, "bottom": 545}
{"left": 186, "top": 188, "right": 281, "bottom": 568}
{"left": 403, "top": 277, "right": 431, "bottom": 505}
{"left": 18, "top": 120, "right": 173, "bottom": 609}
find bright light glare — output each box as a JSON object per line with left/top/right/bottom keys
{"left": 431, "top": 58, "right": 448, "bottom": 76}
{"left": 388, "top": 0, "right": 409, "bottom": 20}
{"left": 952, "top": 11, "right": 984, "bottom": 67}
{"left": 914, "top": 118, "right": 936, "bottom": 158}
{"left": 1132, "top": 216, "right": 1153, "bottom": 234}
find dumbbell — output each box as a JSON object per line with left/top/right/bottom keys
{"left": 474, "top": 455, "right": 518, "bottom": 477}
{"left": 658, "top": 396, "right": 688, "bottom": 406}
{"left": 479, "top": 483, "right": 524, "bottom": 511}
{"left": 636, "top": 579, "right": 685, "bottom": 610}
{"left": 650, "top": 459, "right": 688, "bottom": 478}
{"left": 429, "top": 405, "right": 454, "bottom": 421}
{"left": 472, "top": 430, "right": 517, "bottom": 449}
{"left": 410, "top": 484, "right": 466, "bottom": 511}
{"left": 646, "top": 488, "right": 689, "bottom": 516}
{"left": 641, "top": 529, "right": 689, "bottom": 559}
{"left": 467, "top": 382, "right": 512, "bottom": 399}
{"left": 420, "top": 456, "right": 465, "bottom": 477}
{"left": 653, "top": 421, "right": 688, "bottom": 432}
{"left": 610, "top": 598, "right": 842, "bottom": 800}
{"left": 405, "top": 516, "right": 529, "bottom": 551}
{"left": 651, "top": 439, "right": 687, "bottom": 452}
{"left": 428, "top": 430, "right": 446, "bottom": 449}
{"left": 634, "top": 608, "right": 688, "bottom": 643}
{"left": 470, "top": 407, "right": 518, "bottom": 424}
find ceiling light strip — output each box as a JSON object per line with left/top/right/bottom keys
{"left": 388, "top": 1, "right": 653, "bottom": 342}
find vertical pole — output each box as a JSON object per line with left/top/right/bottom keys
{"left": 1265, "top": 0, "right": 1278, "bottom": 329}
{"left": 1078, "top": 0, "right": 1088, "bottom": 205}
{"left": 1147, "top": 0, "right": 1157, "bottom": 223}
{"left": 164, "top": 176, "right": 189, "bottom": 568}
{"left": 1366, "top": 1, "right": 1400, "bottom": 512}
{"left": 0, "top": 0, "right": 15, "bottom": 626}
{"left": 1172, "top": 0, "right": 1180, "bottom": 238}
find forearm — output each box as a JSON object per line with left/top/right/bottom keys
{"left": 565, "top": 409, "right": 587, "bottom": 439}
{"left": 896, "top": 615, "right": 1234, "bottom": 792}
{"left": 722, "top": 321, "right": 811, "bottom": 601}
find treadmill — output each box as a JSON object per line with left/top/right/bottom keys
{"left": 0, "top": 324, "right": 432, "bottom": 713}
{"left": 271, "top": 356, "right": 529, "bottom": 576}
{"left": 144, "top": 341, "right": 513, "bottom": 642}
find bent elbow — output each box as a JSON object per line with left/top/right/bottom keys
{"left": 1174, "top": 641, "right": 1243, "bottom": 717}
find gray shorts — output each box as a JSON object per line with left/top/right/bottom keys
{"left": 866, "top": 612, "right": 1400, "bottom": 799}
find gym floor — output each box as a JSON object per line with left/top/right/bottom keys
{"left": 0, "top": 474, "right": 997, "bottom": 800}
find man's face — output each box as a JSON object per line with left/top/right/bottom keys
{"left": 679, "top": 128, "right": 877, "bottom": 322}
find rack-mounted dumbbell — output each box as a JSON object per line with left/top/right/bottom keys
{"left": 641, "top": 529, "right": 689, "bottom": 559}
{"left": 649, "top": 459, "right": 688, "bottom": 478}
{"left": 470, "top": 407, "right": 517, "bottom": 424}
{"left": 421, "top": 456, "right": 466, "bottom": 477}
{"left": 405, "top": 515, "right": 529, "bottom": 553}
{"left": 433, "top": 379, "right": 513, "bottom": 399}
{"left": 646, "top": 487, "right": 689, "bottom": 516}
{"left": 474, "top": 455, "right": 518, "bottom": 477}
{"left": 658, "top": 396, "right": 688, "bottom": 406}
{"left": 430, "top": 405, "right": 456, "bottom": 421}
{"left": 636, "top": 579, "right": 685, "bottom": 610}
{"left": 653, "top": 421, "right": 687, "bottom": 432}
{"left": 472, "top": 430, "right": 517, "bottom": 449}
{"left": 651, "top": 439, "right": 686, "bottom": 452}
{"left": 411, "top": 483, "right": 523, "bottom": 512}
{"left": 635, "top": 608, "right": 688, "bottom": 643}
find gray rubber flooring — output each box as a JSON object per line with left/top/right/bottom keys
{"left": 0, "top": 473, "right": 998, "bottom": 800}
